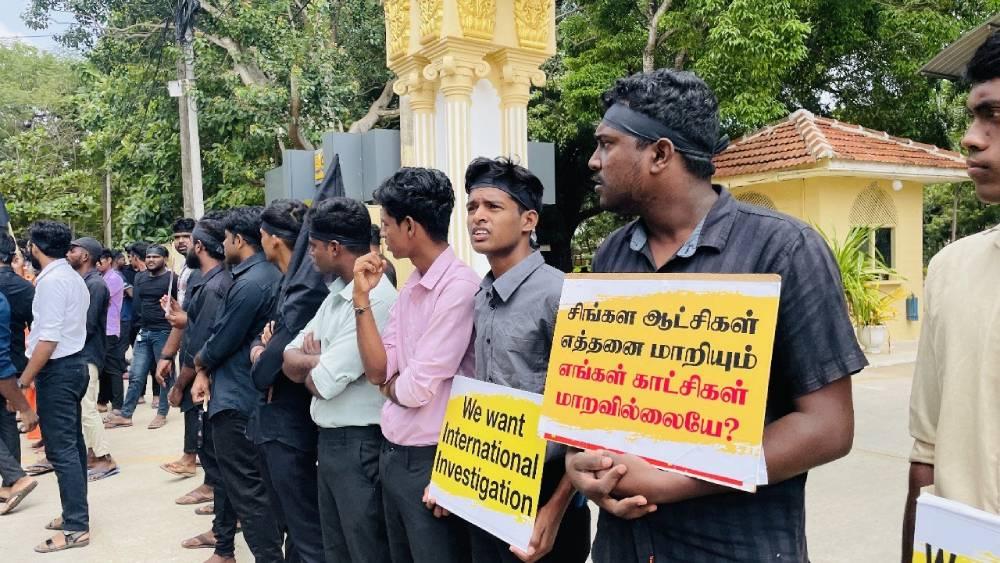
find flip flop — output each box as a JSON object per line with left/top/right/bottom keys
{"left": 195, "top": 504, "right": 214, "bottom": 516}
{"left": 34, "top": 531, "right": 90, "bottom": 553}
{"left": 181, "top": 532, "right": 216, "bottom": 549}
{"left": 1, "top": 480, "right": 38, "bottom": 515}
{"left": 25, "top": 462, "right": 54, "bottom": 477}
{"left": 104, "top": 418, "right": 133, "bottom": 429}
{"left": 175, "top": 491, "right": 214, "bottom": 505}
{"left": 160, "top": 463, "right": 196, "bottom": 478}
{"left": 147, "top": 417, "right": 167, "bottom": 430}
{"left": 87, "top": 466, "right": 120, "bottom": 482}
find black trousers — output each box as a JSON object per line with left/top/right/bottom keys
{"left": 183, "top": 408, "right": 200, "bottom": 454}
{"left": 258, "top": 440, "right": 324, "bottom": 563}
{"left": 0, "top": 407, "right": 26, "bottom": 487}
{"left": 98, "top": 334, "right": 124, "bottom": 408}
{"left": 467, "top": 460, "right": 592, "bottom": 563}
{"left": 380, "top": 440, "right": 469, "bottom": 563}
{"left": 35, "top": 355, "right": 90, "bottom": 532}
{"left": 317, "top": 426, "right": 390, "bottom": 563}
{"left": 199, "top": 412, "right": 236, "bottom": 558}
{"left": 210, "top": 410, "right": 283, "bottom": 562}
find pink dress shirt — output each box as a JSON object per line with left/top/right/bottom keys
{"left": 381, "top": 246, "right": 478, "bottom": 446}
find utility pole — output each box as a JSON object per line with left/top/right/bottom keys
{"left": 172, "top": 0, "right": 204, "bottom": 219}
{"left": 104, "top": 170, "right": 113, "bottom": 246}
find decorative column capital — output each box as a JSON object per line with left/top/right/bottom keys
{"left": 424, "top": 55, "right": 490, "bottom": 98}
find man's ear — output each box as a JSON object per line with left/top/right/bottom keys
{"left": 649, "top": 138, "right": 676, "bottom": 175}
{"left": 522, "top": 209, "right": 540, "bottom": 233}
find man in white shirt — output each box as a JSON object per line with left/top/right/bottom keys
{"left": 283, "top": 197, "right": 398, "bottom": 563}
{"left": 20, "top": 220, "right": 91, "bottom": 553}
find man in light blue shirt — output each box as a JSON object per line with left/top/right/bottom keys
{"left": 284, "top": 197, "right": 397, "bottom": 563}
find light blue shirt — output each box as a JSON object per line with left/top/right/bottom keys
{"left": 287, "top": 275, "right": 397, "bottom": 429}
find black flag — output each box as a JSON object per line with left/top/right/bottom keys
{"left": 250, "top": 154, "right": 346, "bottom": 391}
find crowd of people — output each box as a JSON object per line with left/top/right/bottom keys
{"left": 0, "top": 32, "right": 997, "bottom": 563}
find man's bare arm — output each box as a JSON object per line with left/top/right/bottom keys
{"left": 902, "top": 462, "right": 934, "bottom": 562}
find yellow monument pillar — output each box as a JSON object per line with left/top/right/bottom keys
{"left": 384, "top": 0, "right": 556, "bottom": 272}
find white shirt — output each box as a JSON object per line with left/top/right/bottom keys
{"left": 27, "top": 258, "right": 89, "bottom": 360}
{"left": 287, "top": 275, "right": 397, "bottom": 429}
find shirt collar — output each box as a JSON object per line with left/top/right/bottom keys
{"left": 480, "top": 251, "right": 546, "bottom": 303}
{"left": 232, "top": 252, "right": 266, "bottom": 277}
{"left": 627, "top": 185, "right": 738, "bottom": 261}
{"left": 415, "top": 246, "right": 458, "bottom": 291}
{"left": 83, "top": 269, "right": 100, "bottom": 282}
{"left": 36, "top": 258, "right": 70, "bottom": 283}
{"left": 189, "top": 264, "right": 223, "bottom": 290}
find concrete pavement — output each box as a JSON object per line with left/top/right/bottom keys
{"left": 0, "top": 363, "right": 917, "bottom": 562}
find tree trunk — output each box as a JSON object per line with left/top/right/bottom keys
{"left": 643, "top": 0, "right": 673, "bottom": 73}
{"left": 348, "top": 79, "right": 398, "bottom": 133}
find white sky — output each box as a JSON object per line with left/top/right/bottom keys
{"left": 0, "top": 0, "right": 71, "bottom": 52}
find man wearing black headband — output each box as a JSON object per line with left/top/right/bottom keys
{"left": 106, "top": 244, "right": 177, "bottom": 430}
{"left": 192, "top": 206, "right": 285, "bottom": 561}
{"left": 566, "top": 69, "right": 865, "bottom": 562}
{"left": 252, "top": 199, "right": 326, "bottom": 563}
{"left": 464, "top": 157, "right": 591, "bottom": 563}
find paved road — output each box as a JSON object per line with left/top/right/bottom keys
{"left": 0, "top": 363, "right": 915, "bottom": 562}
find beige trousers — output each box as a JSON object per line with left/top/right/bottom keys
{"left": 82, "top": 363, "right": 112, "bottom": 457}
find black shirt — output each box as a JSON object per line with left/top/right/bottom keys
{"left": 590, "top": 187, "right": 867, "bottom": 563}
{"left": 198, "top": 253, "right": 282, "bottom": 419}
{"left": 80, "top": 269, "right": 109, "bottom": 370}
{"left": 180, "top": 265, "right": 232, "bottom": 412}
{"left": 250, "top": 253, "right": 329, "bottom": 452}
{"left": 0, "top": 268, "right": 34, "bottom": 373}
{"left": 134, "top": 269, "right": 176, "bottom": 332}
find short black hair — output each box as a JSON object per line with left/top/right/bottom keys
{"left": 172, "top": 217, "right": 196, "bottom": 234}
{"left": 99, "top": 249, "right": 114, "bottom": 262}
{"left": 966, "top": 30, "right": 1000, "bottom": 85}
{"left": 0, "top": 233, "right": 16, "bottom": 265}
{"left": 27, "top": 220, "right": 72, "bottom": 259}
{"left": 370, "top": 224, "right": 381, "bottom": 247}
{"left": 373, "top": 167, "right": 454, "bottom": 242}
{"left": 223, "top": 206, "right": 264, "bottom": 249}
{"left": 261, "top": 199, "right": 308, "bottom": 244}
{"left": 311, "top": 197, "right": 373, "bottom": 255}
{"left": 601, "top": 69, "right": 721, "bottom": 179}
{"left": 194, "top": 216, "right": 227, "bottom": 260}
{"left": 128, "top": 241, "right": 150, "bottom": 260}
{"left": 464, "top": 156, "right": 544, "bottom": 213}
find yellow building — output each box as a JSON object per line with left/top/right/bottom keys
{"left": 713, "top": 109, "right": 968, "bottom": 343}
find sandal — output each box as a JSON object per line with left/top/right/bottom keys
{"left": 175, "top": 490, "right": 213, "bottom": 505}
{"left": 0, "top": 479, "right": 38, "bottom": 515}
{"left": 34, "top": 531, "right": 90, "bottom": 553}
{"left": 87, "top": 466, "right": 120, "bottom": 482}
{"left": 195, "top": 503, "right": 214, "bottom": 516}
{"left": 25, "top": 461, "right": 54, "bottom": 476}
{"left": 181, "top": 532, "right": 216, "bottom": 549}
{"left": 160, "top": 462, "right": 196, "bottom": 478}
{"left": 45, "top": 517, "right": 63, "bottom": 531}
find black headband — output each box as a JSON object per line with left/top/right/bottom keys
{"left": 466, "top": 174, "right": 541, "bottom": 212}
{"left": 146, "top": 245, "right": 169, "bottom": 257}
{"left": 192, "top": 225, "right": 224, "bottom": 255}
{"left": 260, "top": 220, "right": 300, "bottom": 242}
{"left": 602, "top": 103, "right": 729, "bottom": 161}
{"left": 310, "top": 229, "right": 371, "bottom": 249}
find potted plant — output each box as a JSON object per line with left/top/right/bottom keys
{"left": 819, "top": 226, "right": 903, "bottom": 353}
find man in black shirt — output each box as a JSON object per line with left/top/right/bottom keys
{"left": 251, "top": 199, "right": 326, "bottom": 563}
{"left": 106, "top": 244, "right": 176, "bottom": 430}
{"left": 565, "top": 69, "right": 866, "bottom": 562}
{"left": 0, "top": 233, "right": 37, "bottom": 510}
{"left": 191, "top": 206, "right": 284, "bottom": 561}
{"left": 67, "top": 237, "right": 118, "bottom": 480}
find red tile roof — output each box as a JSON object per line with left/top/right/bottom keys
{"left": 713, "top": 109, "right": 966, "bottom": 178}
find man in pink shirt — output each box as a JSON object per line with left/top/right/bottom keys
{"left": 354, "top": 167, "right": 478, "bottom": 563}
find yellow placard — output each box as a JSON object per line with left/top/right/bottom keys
{"left": 538, "top": 274, "right": 781, "bottom": 491}
{"left": 913, "top": 493, "right": 1000, "bottom": 562}
{"left": 428, "top": 376, "right": 546, "bottom": 551}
